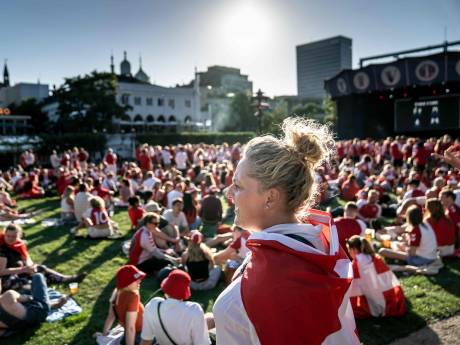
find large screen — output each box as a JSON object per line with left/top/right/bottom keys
{"left": 394, "top": 95, "right": 460, "bottom": 132}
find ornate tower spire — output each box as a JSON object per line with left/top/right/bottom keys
{"left": 110, "top": 52, "right": 115, "bottom": 74}
{"left": 3, "top": 59, "right": 10, "bottom": 87}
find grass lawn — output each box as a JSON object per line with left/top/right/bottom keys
{"left": 3, "top": 197, "right": 460, "bottom": 345}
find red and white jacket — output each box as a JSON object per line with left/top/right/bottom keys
{"left": 350, "top": 254, "right": 406, "bottom": 319}
{"left": 213, "top": 209, "right": 360, "bottom": 345}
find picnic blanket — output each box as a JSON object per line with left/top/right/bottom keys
{"left": 388, "top": 257, "right": 444, "bottom": 275}
{"left": 0, "top": 218, "right": 36, "bottom": 227}
{"left": 46, "top": 288, "right": 82, "bottom": 323}
{"left": 95, "top": 325, "right": 124, "bottom": 345}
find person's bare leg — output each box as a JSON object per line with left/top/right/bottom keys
{"left": 378, "top": 248, "right": 408, "bottom": 261}
{"left": 0, "top": 291, "right": 27, "bottom": 320}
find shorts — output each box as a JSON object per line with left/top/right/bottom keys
{"left": 407, "top": 255, "right": 435, "bottom": 267}
{"left": 88, "top": 226, "right": 112, "bottom": 238}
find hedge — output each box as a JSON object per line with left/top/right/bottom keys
{"left": 135, "top": 132, "right": 256, "bottom": 146}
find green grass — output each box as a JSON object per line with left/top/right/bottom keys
{"left": 3, "top": 197, "right": 460, "bottom": 344}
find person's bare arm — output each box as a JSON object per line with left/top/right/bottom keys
{"left": 124, "top": 311, "right": 138, "bottom": 345}
{"left": 432, "top": 145, "right": 460, "bottom": 170}
{"left": 102, "top": 300, "right": 116, "bottom": 336}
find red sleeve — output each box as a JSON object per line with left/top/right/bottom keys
{"left": 409, "top": 226, "right": 421, "bottom": 247}
{"left": 128, "top": 208, "right": 137, "bottom": 227}
{"left": 124, "top": 292, "right": 140, "bottom": 312}
{"left": 230, "top": 237, "right": 242, "bottom": 250}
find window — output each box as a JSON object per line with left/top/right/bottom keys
{"left": 168, "top": 115, "right": 176, "bottom": 123}
{"left": 146, "top": 97, "right": 153, "bottom": 106}
{"left": 121, "top": 93, "right": 130, "bottom": 105}
{"left": 168, "top": 99, "right": 175, "bottom": 109}
{"left": 134, "top": 114, "right": 143, "bottom": 122}
{"left": 146, "top": 115, "right": 154, "bottom": 123}
{"left": 157, "top": 115, "right": 165, "bottom": 123}
{"left": 158, "top": 98, "right": 164, "bottom": 106}
{"left": 185, "top": 99, "right": 191, "bottom": 108}
{"left": 184, "top": 116, "right": 192, "bottom": 124}
{"left": 134, "top": 97, "right": 141, "bottom": 105}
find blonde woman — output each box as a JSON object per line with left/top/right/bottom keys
{"left": 213, "top": 117, "right": 360, "bottom": 345}
{"left": 60, "top": 185, "right": 75, "bottom": 223}
{"left": 182, "top": 230, "right": 221, "bottom": 290}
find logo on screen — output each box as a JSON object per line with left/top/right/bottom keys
{"left": 353, "top": 72, "right": 370, "bottom": 91}
{"left": 415, "top": 60, "right": 439, "bottom": 82}
{"left": 381, "top": 66, "right": 401, "bottom": 86}
{"left": 336, "top": 78, "right": 347, "bottom": 94}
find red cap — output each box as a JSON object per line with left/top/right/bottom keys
{"left": 116, "top": 265, "right": 146, "bottom": 289}
{"left": 190, "top": 230, "right": 203, "bottom": 244}
{"left": 160, "top": 269, "right": 191, "bottom": 300}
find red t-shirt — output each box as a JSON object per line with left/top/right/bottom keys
{"left": 390, "top": 142, "right": 403, "bottom": 160}
{"left": 93, "top": 186, "right": 110, "bottom": 199}
{"left": 446, "top": 204, "right": 460, "bottom": 233}
{"left": 414, "top": 147, "right": 430, "bottom": 166}
{"left": 426, "top": 217, "right": 456, "bottom": 247}
{"left": 335, "top": 218, "right": 363, "bottom": 255}
{"left": 128, "top": 206, "right": 145, "bottom": 228}
{"left": 359, "top": 203, "right": 380, "bottom": 219}
{"left": 91, "top": 207, "right": 109, "bottom": 225}
{"left": 341, "top": 180, "right": 360, "bottom": 201}
{"left": 115, "top": 290, "right": 144, "bottom": 332}
{"left": 409, "top": 226, "right": 422, "bottom": 247}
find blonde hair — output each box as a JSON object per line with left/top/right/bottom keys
{"left": 243, "top": 117, "right": 334, "bottom": 212}
{"left": 187, "top": 242, "right": 214, "bottom": 264}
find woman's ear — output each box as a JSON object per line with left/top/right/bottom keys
{"left": 265, "top": 188, "right": 282, "bottom": 209}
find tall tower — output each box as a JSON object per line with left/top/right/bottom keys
{"left": 3, "top": 59, "right": 10, "bottom": 87}
{"left": 110, "top": 53, "right": 115, "bottom": 74}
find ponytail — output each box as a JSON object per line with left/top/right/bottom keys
{"left": 347, "top": 235, "right": 375, "bottom": 256}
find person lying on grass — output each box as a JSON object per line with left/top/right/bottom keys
{"left": 0, "top": 223, "right": 85, "bottom": 291}
{"left": 0, "top": 273, "right": 68, "bottom": 337}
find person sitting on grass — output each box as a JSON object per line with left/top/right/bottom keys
{"left": 347, "top": 235, "right": 406, "bottom": 318}
{"left": 60, "top": 185, "right": 75, "bottom": 224}
{"left": 0, "top": 223, "right": 85, "bottom": 291}
{"left": 181, "top": 230, "right": 221, "bottom": 291}
{"left": 358, "top": 190, "right": 382, "bottom": 224}
{"left": 379, "top": 205, "right": 438, "bottom": 267}
{"left": 0, "top": 273, "right": 68, "bottom": 337}
{"left": 140, "top": 269, "right": 212, "bottom": 345}
{"left": 98, "top": 265, "right": 146, "bottom": 345}
{"left": 128, "top": 196, "right": 145, "bottom": 231}
{"left": 128, "top": 213, "right": 181, "bottom": 276}
{"left": 72, "top": 197, "right": 121, "bottom": 239}
{"left": 424, "top": 198, "right": 456, "bottom": 257}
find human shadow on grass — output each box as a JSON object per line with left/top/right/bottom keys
{"left": 25, "top": 222, "right": 70, "bottom": 249}
{"left": 20, "top": 199, "right": 60, "bottom": 214}
{"left": 40, "top": 235, "right": 124, "bottom": 276}
{"left": 68, "top": 276, "right": 118, "bottom": 345}
{"left": 1, "top": 325, "right": 40, "bottom": 345}
{"left": 426, "top": 260, "right": 460, "bottom": 299}
{"left": 357, "top": 298, "right": 427, "bottom": 345}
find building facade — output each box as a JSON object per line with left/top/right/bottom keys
{"left": 296, "top": 36, "right": 352, "bottom": 99}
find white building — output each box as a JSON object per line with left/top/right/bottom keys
{"left": 0, "top": 82, "right": 49, "bottom": 107}
{"left": 113, "top": 52, "right": 204, "bottom": 129}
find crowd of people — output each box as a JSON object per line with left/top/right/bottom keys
{"left": 0, "top": 124, "right": 459, "bottom": 344}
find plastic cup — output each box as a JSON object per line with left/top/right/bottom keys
{"left": 381, "top": 234, "right": 392, "bottom": 248}
{"left": 364, "top": 229, "right": 375, "bottom": 242}
{"left": 69, "top": 282, "right": 78, "bottom": 295}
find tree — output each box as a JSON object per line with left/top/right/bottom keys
{"left": 262, "top": 99, "right": 288, "bottom": 135}
{"left": 225, "top": 93, "right": 257, "bottom": 131}
{"left": 54, "top": 71, "right": 130, "bottom": 133}
{"left": 8, "top": 98, "right": 49, "bottom": 133}
{"left": 323, "top": 95, "right": 337, "bottom": 125}
{"left": 291, "top": 102, "right": 324, "bottom": 122}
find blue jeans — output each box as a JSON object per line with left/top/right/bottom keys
{"left": 407, "top": 255, "right": 435, "bottom": 267}
{"left": 22, "top": 273, "right": 51, "bottom": 325}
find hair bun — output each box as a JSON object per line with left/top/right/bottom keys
{"left": 282, "top": 117, "right": 334, "bottom": 168}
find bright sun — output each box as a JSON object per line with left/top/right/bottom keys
{"left": 218, "top": 1, "right": 272, "bottom": 54}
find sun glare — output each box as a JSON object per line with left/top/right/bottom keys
{"left": 218, "top": 2, "right": 272, "bottom": 55}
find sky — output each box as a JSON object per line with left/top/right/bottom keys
{"left": 1, "top": 0, "right": 460, "bottom": 96}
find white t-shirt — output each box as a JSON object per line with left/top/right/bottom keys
{"left": 167, "top": 190, "right": 183, "bottom": 209}
{"left": 162, "top": 150, "right": 172, "bottom": 165}
{"left": 142, "top": 177, "right": 161, "bottom": 191}
{"left": 175, "top": 151, "right": 188, "bottom": 170}
{"left": 141, "top": 297, "right": 210, "bottom": 345}
{"left": 163, "top": 209, "right": 188, "bottom": 229}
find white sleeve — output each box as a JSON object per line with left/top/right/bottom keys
{"left": 191, "top": 304, "right": 211, "bottom": 345}
{"left": 357, "top": 219, "right": 367, "bottom": 236}
{"left": 181, "top": 213, "right": 189, "bottom": 227}
{"left": 141, "top": 299, "right": 161, "bottom": 341}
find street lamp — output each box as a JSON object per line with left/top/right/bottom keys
{"left": 252, "top": 89, "right": 269, "bottom": 134}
